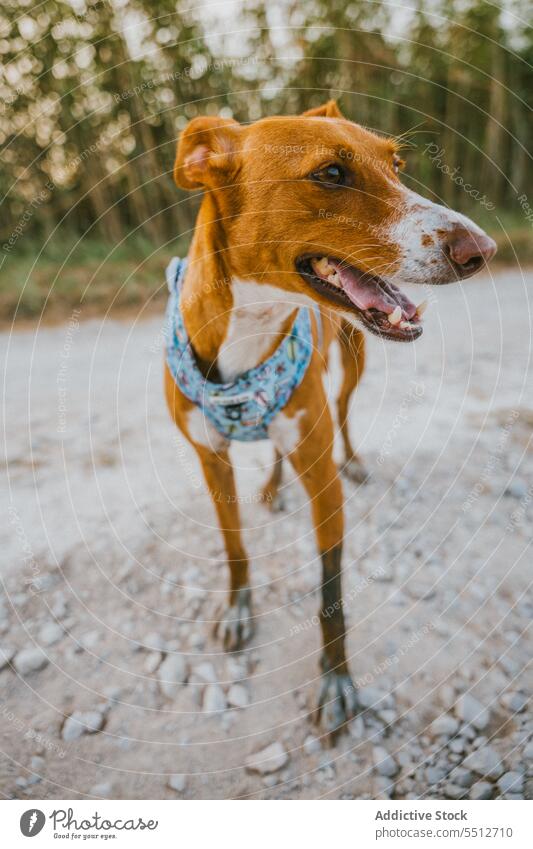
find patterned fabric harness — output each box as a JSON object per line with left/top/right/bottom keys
{"left": 164, "top": 257, "right": 319, "bottom": 442}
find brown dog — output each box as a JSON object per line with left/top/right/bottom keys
{"left": 164, "top": 100, "right": 496, "bottom": 735}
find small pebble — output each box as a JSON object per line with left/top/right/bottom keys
{"left": 13, "top": 648, "right": 49, "bottom": 675}
{"left": 167, "top": 774, "right": 187, "bottom": 793}
{"left": 500, "top": 692, "right": 528, "bottom": 714}
{"left": 195, "top": 662, "right": 217, "bottom": 683}
{"left": 358, "top": 687, "right": 391, "bottom": 710}
{"left": 374, "top": 775, "right": 393, "bottom": 798}
{"left": 158, "top": 654, "right": 187, "bottom": 698}
{"left": 497, "top": 771, "right": 524, "bottom": 794}
{"left": 62, "top": 710, "right": 105, "bottom": 742}
{"left": 349, "top": 716, "right": 365, "bottom": 739}
{"left": 144, "top": 652, "right": 162, "bottom": 674}
{"left": 246, "top": 742, "right": 289, "bottom": 775}
{"left": 379, "top": 709, "right": 397, "bottom": 725}
{"left": 522, "top": 741, "right": 533, "bottom": 760}
{"left": 449, "top": 766, "right": 474, "bottom": 788}
{"left": 455, "top": 694, "right": 490, "bottom": 730}
{"left": 426, "top": 766, "right": 447, "bottom": 784}
{"left": 470, "top": 781, "right": 493, "bottom": 800}
{"left": 227, "top": 683, "right": 249, "bottom": 709}
{"left": 203, "top": 683, "right": 227, "bottom": 713}
{"left": 303, "top": 735, "right": 321, "bottom": 756}
{"left": 373, "top": 746, "right": 399, "bottom": 778}
{"left": 463, "top": 746, "right": 504, "bottom": 779}
{"left": 143, "top": 632, "right": 166, "bottom": 651}
{"left": 430, "top": 715, "right": 459, "bottom": 737}
{"left": 38, "top": 622, "right": 64, "bottom": 647}
{"left": 444, "top": 783, "right": 466, "bottom": 799}
{"left": 91, "top": 782, "right": 113, "bottom": 797}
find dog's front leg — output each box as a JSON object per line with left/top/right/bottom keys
{"left": 165, "top": 370, "right": 253, "bottom": 652}
{"left": 280, "top": 407, "right": 359, "bottom": 736}
{"left": 196, "top": 445, "right": 253, "bottom": 651}
{"left": 190, "top": 442, "right": 253, "bottom": 651}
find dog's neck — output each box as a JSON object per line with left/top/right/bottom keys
{"left": 180, "top": 195, "right": 299, "bottom": 382}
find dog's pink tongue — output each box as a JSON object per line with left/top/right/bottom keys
{"left": 336, "top": 263, "right": 417, "bottom": 318}
{"left": 337, "top": 266, "right": 393, "bottom": 311}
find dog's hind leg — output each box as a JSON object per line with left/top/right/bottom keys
{"left": 337, "top": 322, "right": 368, "bottom": 483}
{"left": 260, "top": 449, "right": 285, "bottom": 511}
{"left": 195, "top": 445, "right": 254, "bottom": 651}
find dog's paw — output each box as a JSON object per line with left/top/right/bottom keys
{"left": 215, "top": 587, "right": 254, "bottom": 652}
{"left": 315, "top": 671, "right": 360, "bottom": 738}
{"left": 341, "top": 456, "right": 369, "bottom": 484}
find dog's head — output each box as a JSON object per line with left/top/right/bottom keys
{"left": 174, "top": 101, "right": 496, "bottom": 342}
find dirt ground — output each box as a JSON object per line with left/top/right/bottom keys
{"left": 1, "top": 268, "right": 532, "bottom": 800}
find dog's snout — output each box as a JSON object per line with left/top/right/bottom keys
{"left": 444, "top": 226, "right": 497, "bottom": 276}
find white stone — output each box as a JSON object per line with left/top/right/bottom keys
{"left": 158, "top": 654, "right": 187, "bottom": 698}
{"left": 430, "top": 714, "right": 459, "bottom": 737}
{"left": 522, "top": 741, "right": 533, "bottom": 761}
{"left": 303, "top": 735, "right": 322, "bottom": 756}
{"left": 455, "top": 694, "right": 490, "bottom": 730}
{"left": 62, "top": 710, "right": 105, "bottom": 742}
{"left": 373, "top": 746, "right": 399, "bottom": 778}
{"left": 13, "top": 648, "right": 49, "bottom": 675}
{"left": 195, "top": 662, "right": 217, "bottom": 683}
{"left": 246, "top": 742, "right": 289, "bottom": 775}
{"left": 143, "top": 632, "right": 167, "bottom": 651}
{"left": 500, "top": 692, "right": 528, "bottom": 713}
{"left": 470, "top": 781, "right": 493, "bottom": 800}
{"left": 91, "top": 782, "right": 113, "bottom": 797}
{"left": 38, "top": 622, "right": 64, "bottom": 646}
{"left": 144, "top": 652, "right": 162, "bottom": 674}
{"left": 227, "top": 684, "right": 249, "bottom": 709}
{"left": 203, "top": 683, "right": 227, "bottom": 713}
{"left": 497, "top": 771, "right": 524, "bottom": 794}
{"left": 463, "top": 746, "right": 504, "bottom": 779}
{"left": 168, "top": 774, "right": 187, "bottom": 793}
{"left": 358, "top": 687, "right": 390, "bottom": 710}
{"left": 349, "top": 716, "right": 365, "bottom": 740}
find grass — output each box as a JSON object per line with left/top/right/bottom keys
{"left": 1, "top": 215, "right": 531, "bottom": 325}
{"left": 0, "top": 232, "right": 190, "bottom": 326}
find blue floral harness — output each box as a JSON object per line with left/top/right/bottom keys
{"left": 164, "top": 257, "right": 318, "bottom": 442}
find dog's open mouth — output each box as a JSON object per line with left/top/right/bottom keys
{"left": 296, "top": 255, "right": 426, "bottom": 341}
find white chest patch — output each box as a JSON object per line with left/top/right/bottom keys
{"left": 185, "top": 406, "right": 228, "bottom": 452}
{"left": 268, "top": 409, "right": 305, "bottom": 455}
{"left": 217, "top": 279, "right": 304, "bottom": 382}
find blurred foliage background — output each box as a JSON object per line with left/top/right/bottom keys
{"left": 1, "top": 0, "right": 531, "bottom": 321}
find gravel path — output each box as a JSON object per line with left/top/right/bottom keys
{"left": 1, "top": 269, "right": 532, "bottom": 799}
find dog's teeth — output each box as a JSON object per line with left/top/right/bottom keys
{"left": 416, "top": 299, "right": 428, "bottom": 317}
{"left": 328, "top": 271, "right": 340, "bottom": 285}
{"left": 314, "top": 257, "right": 334, "bottom": 277}
{"left": 388, "top": 306, "right": 402, "bottom": 325}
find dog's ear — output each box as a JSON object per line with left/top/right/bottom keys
{"left": 302, "top": 100, "right": 344, "bottom": 119}
{"left": 174, "top": 116, "right": 241, "bottom": 190}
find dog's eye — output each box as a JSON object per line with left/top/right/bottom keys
{"left": 392, "top": 155, "right": 404, "bottom": 174}
{"left": 310, "top": 164, "right": 346, "bottom": 187}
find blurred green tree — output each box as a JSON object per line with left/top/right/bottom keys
{"left": 0, "top": 0, "right": 530, "bottom": 250}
